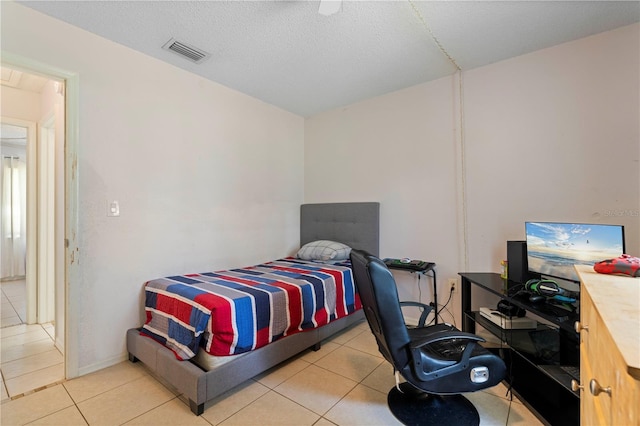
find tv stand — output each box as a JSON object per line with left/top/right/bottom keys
{"left": 460, "top": 273, "right": 580, "bottom": 426}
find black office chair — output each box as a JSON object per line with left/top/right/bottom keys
{"left": 350, "top": 249, "right": 506, "bottom": 426}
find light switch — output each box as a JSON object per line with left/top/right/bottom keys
{"left": 107, "top": 200, "right": 120, "bottom": 217}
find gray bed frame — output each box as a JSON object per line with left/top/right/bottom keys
{"left": 126, "top": 202, "right": 380, "bottom": 415}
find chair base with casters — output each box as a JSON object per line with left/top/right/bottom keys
{"left": 349, "top": 249, "right": 506, "bottom": 426}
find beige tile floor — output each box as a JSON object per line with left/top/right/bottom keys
{"left": 1, "top": 323, "right": 64, "bottom": 399}
{"left": 1, "top": 279, "right": 65, "bottom": 400}
{"left": 1, "top": 319, "right": 544, "bottom": 426}
{"left": 2, "top": 279, "right": 27, "bottom": 328}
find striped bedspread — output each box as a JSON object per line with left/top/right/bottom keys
{"left": 141, "top": 258, "right": 361, "bottom": 360}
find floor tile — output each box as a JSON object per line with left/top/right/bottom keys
{"left": 255, "top": 356, "right": 310, "bottom": 389}
{"left": 275, "top": 364, "right": 358, "bottom": 415}
{"left": 360, "top": 362, "right": 398, "bottom": 394}
{"left": 0, "top": 324, "right": 43, "bottom": 339}
{"left": 313, "top": 419, "right": 337, "bottom": 426}
{"left": 324, "top": 383, "right": 402, "bottom": 426}
{"left": 506, "top": 398, "right": 545, "bottom": 425}
{"left": 1, "top": 315, "right": 22, "bottom": 328}
{"left": 4, "top": 362, "right": 65, "bottom": 397}
{"left": 42, "top": 323, "right": 55, "bottom": 340}
{"left": 63, "top": 360, "right": 148, "bottom": 403}
{"left": 465, "top": 389, "right": 543, "bottom": 426}
{"left": 1, "top": 337, "right": 57, "bottom": 363}
{"left": 1, "top": 327, "right": 50, "bottom": 348}
{"left": 219, "top": 390, "right": 319, "bottom": 426}
{"left": 1, "top": 281, "right": 26, "bottom": 297}
{"left": 2, "top": 348, "right": 63, "bottom": 379}
{"left": 299, "top": 341, "right": 340, "bottom": 364}
{"left": 76, "top": 375, "right": 175, "bottom": 425}
{"left": 1, "top": 378, "right": 9, "bottom": 401}
{"left": 0, "top": 384, "right": 74, "bottom": 426}
{"left": 325, "top": 322, "right": 367, "bottom": 345}
{"left": 314, "top": 345, "right": 383, "bottom": 382}
{"left": 200, "top": 380, "right": 270, "bottom": 425}
{"left": 481, "top": 381, "right": 513, "bottom": 401}
{"left": 124, "top": 398, "right": 210, "bottom": 425}
{"left": 26, "top": 405, "right": 88, "bottom": 425}
{"left": 342, "top": 330, "right": 382, "bottom": 358}
{"left": 2, "top": 305, "right": 17, "bottom": 318}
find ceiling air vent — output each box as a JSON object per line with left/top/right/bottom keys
{"left": 162, "top": 38, "right": 210, "bottom": 64}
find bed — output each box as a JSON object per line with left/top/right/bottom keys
{"left": 126, "top": 202, "right": 380, "bottom": 415}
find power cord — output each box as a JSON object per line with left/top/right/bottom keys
{"left": 439, "top": 285, "right": 456, "bottom": 327}
{"left": 428, "top": 284, "right": 456, "bottom": 327}
{"left": 501, "top": 315, "right": 515, "bottom": 426}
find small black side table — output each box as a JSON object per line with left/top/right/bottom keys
{"left": 385, "top": 260, "right": 437, "bottom": 324}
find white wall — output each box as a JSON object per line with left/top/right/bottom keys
{"left": 305, "top": 76, "right": 462, "bottom": 324}
{"left": 2, "top": 2, "right": 305, "bottom": 374}
{"left": 305, "top": 23, "right": 640, "bottom": 323}
{"left": 464, "top": 23, "right": 640, "bottom": 273}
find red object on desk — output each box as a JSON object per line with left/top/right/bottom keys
{"left": 594, "top": 254, "right": 640, "bottom": 277}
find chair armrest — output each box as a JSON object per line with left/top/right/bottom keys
{"left": 400, "top": 301, "right": 433, "bottom": 328}
{"left": 410, "top": 330, "right": 484, "bottom": 350}
{"left": 410, "top": 332, "right": 485, "bottom": 382}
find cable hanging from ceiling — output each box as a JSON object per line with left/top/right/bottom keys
{"left": 408, "top": 0, "right": 461, "bottom": 71}
{"left": 409, "top": 0, "right": 469, "bottom": 271}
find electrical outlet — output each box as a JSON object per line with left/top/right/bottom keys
{"left": 107, "top": 200, "right": 120, "bottom": 217}
{"left": 448, "top": 278, "right": 457, "bottom": 293}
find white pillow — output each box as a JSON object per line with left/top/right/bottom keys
{"left": 297, "top": 240, "right": 352, "bottom": 261}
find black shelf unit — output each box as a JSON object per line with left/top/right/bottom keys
{"left": 460, "top": 273, "right": 580, "bottom": 426}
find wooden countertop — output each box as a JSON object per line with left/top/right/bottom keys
{"left": 576, "top": 265, "right": 640, "bottom": 380}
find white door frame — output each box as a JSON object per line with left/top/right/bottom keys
{"left": 1, "top": 52, "right": 80, "bottom": 379}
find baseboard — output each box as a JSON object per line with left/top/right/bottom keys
{"left": 55, "top": 337, "right": 64, "bottom": 353}
{"left": 404, "top": 315, "right": 420, "bottom": 327}
{"left": 77, "top": 352, "right": 129, "bottom": 377}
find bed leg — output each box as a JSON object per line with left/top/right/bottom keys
{"left": 128, "top": 353, "right": 139, "bottom": 363}
{"left": 189, "top": 400, "right": 204, "bottom": 416}
{"left": 311, "top": 342, "right": 321, "bottom": 351}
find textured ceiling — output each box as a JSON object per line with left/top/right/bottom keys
{"left": 19, "top": 1, "right": 640, "bottom": 117}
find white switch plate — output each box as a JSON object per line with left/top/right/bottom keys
{"left": 107, "top": 200, "right": 120, "bottom": 217}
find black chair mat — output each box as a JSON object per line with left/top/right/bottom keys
{"left": 387, "top": 383, "right": 479, "bottom": 426}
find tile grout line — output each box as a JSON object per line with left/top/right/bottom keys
{"left": 60, "top": 383, "right": 92, "bottom": 426}
{"left": 0, "top": 281, "right": 26, "bottom": 328}
{"left": 1, "top": 323, "right": 63, "bottom": 399}
{"left": 265, "top": 326, "right": 388, "bottom": 424}
{"left": 3, "top": 360, "right": 65, "bottom": 392}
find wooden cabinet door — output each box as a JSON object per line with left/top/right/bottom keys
{"left": 581, "top": 287, "right": 640, "bottom": 426}
{"left": 581, "top": 289, "right": 611, "bottom": 425}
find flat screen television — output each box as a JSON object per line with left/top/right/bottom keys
{"left": 525, "top": 222, "right": 625, "bottom": 283}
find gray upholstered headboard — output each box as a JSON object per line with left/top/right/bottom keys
{"left": 300, "top": 202, "right": 380, "bottom": 256}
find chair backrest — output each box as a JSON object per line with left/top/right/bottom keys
{"left": 350, "top": 249, "right": 411, "bottom": 371}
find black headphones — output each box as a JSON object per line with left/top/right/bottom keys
{"left": 497, "top": 300, "right": 526, "bottom": 318}
{"left": 524, "top": 279, "right": 561, "bottom": 296}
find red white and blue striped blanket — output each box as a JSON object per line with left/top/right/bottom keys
{"left": 141, "top": 258, "right": 361, "bottom": 360}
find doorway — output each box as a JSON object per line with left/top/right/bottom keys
{"left": 0, "top": 65, "right": 66, "bottom": 398}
